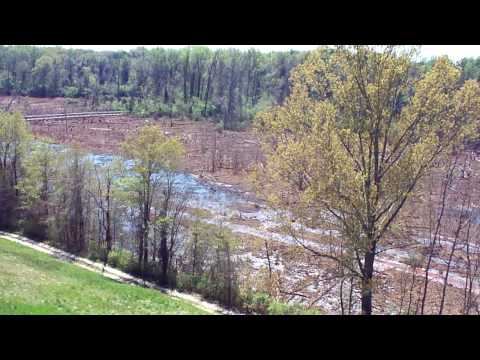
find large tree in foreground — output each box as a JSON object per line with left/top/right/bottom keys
{"left": 255, "top": 46, "right": 480, "bottom": 314}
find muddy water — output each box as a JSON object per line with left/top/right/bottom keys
{"left": 88, "top": 151, "right": 480, "bottom": 310}
{"left": 89, "top": 153, "right": 254, "bottom": 213}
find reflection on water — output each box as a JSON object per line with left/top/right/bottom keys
{"left": 88, "top": 153, "right": 248, "bottom": 214}
{"left": 46, "top": 143, "right": 254, "bottom": 216}
{"left": 443, "top": 207, "right": 480, "bottom": 225}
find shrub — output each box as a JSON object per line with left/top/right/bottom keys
{"left": 18, "top": 214, "right": 47, "bottom": 242}
{"left": 190, "top": 97, "right": 205, "bottom": 117}
{"left": 267, "top": 300, "right": 323, "bottom": 315}
{"left": 107, "top": 249, "right": 133, "bottom": 270}
{"left": 87, "top": 242, "right": 104, "bottom": 262}
{"left": 215, "top": 121, "right": 224, "bottom": 132}
{"left": 242, "top": 291, "right": 271, "bottom": 314}
{"left": 239, "top": 290, "right": 322, "bottom": 315}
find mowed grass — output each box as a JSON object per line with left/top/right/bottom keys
{"left": 0, "top": 238, "right": 208, "bottom": 315}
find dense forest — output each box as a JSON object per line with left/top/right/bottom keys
{"left": 0, "top": 46, "right": 307, "bottom": 129}
{"left": 2, "top": 45, "right": 479, "bottom": 129}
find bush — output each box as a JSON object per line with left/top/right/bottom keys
{"left": 239, "top": 290, "right": 322, "bottom": 315}
{"left": 87, "top": 242, "right": 105, "bottom": 263}
{"left": 63, "top": 86, "right": 80, "bottom": 98}
{"left": 242, "top": 292, "right": 271, "bottom": 314}
{"left": 18, "top": 211, "right": 47, "bottom": 241}
{"left": 129, "top": 98, "right": 172, "bottom": 118}
{"left": 176, "top": 272, "right": 199, "bottom": 292}
{"left": 107, "top": 249, "right": 133, "bottom": 270}
{"left": 267, "top": 301, "right": 323, "bottom": 315}
{"left": 121, "top": 260, "right": 166, "bottom": 283}
{"left": 190, "top": 97, "right": 205, "bottom": 117}
{"left": 215, "top": 121, "right": 224, "bottom": 132}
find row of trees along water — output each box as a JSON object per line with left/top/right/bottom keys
{"left": 0, "top": 45, "right": 307, "bottom": 129}
{"left": 0, "top": 112, "right": 321, "bottom": 314}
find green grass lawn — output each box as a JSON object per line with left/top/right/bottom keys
{"left": 0, "top": 238, "right": 209, "bottom": 315}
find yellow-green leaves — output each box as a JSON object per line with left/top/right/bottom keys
{"left": 254, "top": 45, "right": 480, "bottom": 248}
{"left": 0, "top": 111, "right": 31, "bottom": 158}
{"left": 17, "top": 142, "right": 56, "bottom": 206}
{"left": 121, "top": 125, "right": 185, "bottom": 174}
{"left": 118, "top": 124, "right": 186, "bottom": 213}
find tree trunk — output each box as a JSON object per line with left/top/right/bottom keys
{"left": 105, "top": 187, "right": 112, "bottom": 258}
{"left": 348, "top": 277, "right": 354, "bottom": 315}
{"left": 406, "top": 266, "right": 417, "bottom": 315}
{"left": 203, "top": 59, "right": 216, "bottom": 116}
{"left": 265, "top": 239, "right": 272, "bottom": 280}
{"left": 420, "top": 164, "right": 453, "bottom": 314}
{"left": 340, "top": 277, "right": 346, "bottom": 315}
{"left": 225, "top": 241, "right": 232, "bottom": 308}
{"left": 183, "top": 50, "right": 190, "bottom": 103}
{"left": 192, "top": 232, "right": 198, "bottom": 277}
{"left": 211, "top": 130, "right": 217, "bottom": 173}
{"left": 439, "top": 210, "right": 463, "bottom": 314}
{"left": 159, "top": 224, "right": 168, "bottom": 286}
{"left": 361, "top": 245, "right": 376, "bottom": 315}
{"left": 463, "top": 221, "right": 473, "bottom": 314}
{"left": 138, "top": 230, "right": 144, "bottom": 268}
{"left": 158, "top": 205, "right": 169, "bottom": 286}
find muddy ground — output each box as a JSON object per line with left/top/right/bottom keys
{"left": 2, "top": 96, "right": 262, "bottom": 193}
{"left": 25, "top": 115, "right": 262, "bottom": 195}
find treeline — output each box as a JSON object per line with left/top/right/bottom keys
{"left": 2, "top": 45, "right": 479, "bottom": 129}
{"left": 0, "top": 45, "right": 307, "bottom": 129}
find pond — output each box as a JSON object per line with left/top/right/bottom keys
{"left": 87, "top": 152, "right": 250, "bottom": 215}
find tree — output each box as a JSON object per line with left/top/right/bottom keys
{"left": 17, "top": 139, "right": 57, "bottom": 240}
{"left": 255, "top": 46, "right": 480, "bottom": 314}
{"left": 0, "top": 111, "right": 31, "bottom": 229}
{"left": 0, "top": 45, "right": 311, "bottom": 127}
{"left": 150, "top": 158, "right": 190, "bottom": 286}
{"left": 38, "top": 146, "right": 91, "bottom": 254}
{"left": 120, "top": 125, "right": 184, "bottom": 282}
{"left": 179, "top": 217, "right": 241, "bottom": 308}
{"left": 87, "top": 159, "right": 123, "bottom": 265}
{"left": 32, "top": 54, "right": 53, "bottom": 97}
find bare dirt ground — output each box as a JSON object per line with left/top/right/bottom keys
{"left": 30, "top": 116, "right": 261, "bottom": 193}
{"left": 0, "top": 95, "right": 106, "bottom": 114}
{"left": 3, "top": 95, "right": 262, "bottom": 195}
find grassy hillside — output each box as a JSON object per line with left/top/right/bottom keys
{"left": 0, "top": 238, "right": 209, "bottom": 315}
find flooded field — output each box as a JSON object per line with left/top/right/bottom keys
{"left": 86, "top": 150, "right": 480, "bottom": 313}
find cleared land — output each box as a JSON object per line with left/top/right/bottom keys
{"left": 29, "top": 115, "right": 261, "bottom": 193}
{"left": 0, "top": 96, "right": 261, "bottom": 193}
{"left": 0, "top": 237, "right": 208, "bottom": 315}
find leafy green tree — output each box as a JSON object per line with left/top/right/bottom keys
{"left": 179, "top": 217, "right": 241, "bottom": 308}
{"left": 0, "top": 45, "right": 310, "bottom": 128}
{"left": 87, "top": 159, "right": 123, "bottom": 264}
{"left": 255, "top": 46, "right": 480, "bottom": 315}
{"left": 119, "top": 125, "right": 184, "bottom": 283}
{"left": 17, "top": 139, "right": 57, "bottom": 239}
{"left": 41, "top": 146, "right": 92, "bottom": 254}
{"left": 0, "top": 111, "right": 31, "bottom": 229}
